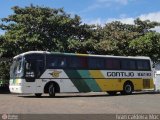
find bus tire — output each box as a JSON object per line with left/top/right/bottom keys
{"left": 107, "top": 91, "right": 117, "bottom": 96}
{"left": 121, "top": 82, "right": 133, "bottom": 95}
{"left": 35, "top": 93, "right": 42, "bottom": 97}
{"left": 49, "top": 83, "right": 55, "bottom": 97}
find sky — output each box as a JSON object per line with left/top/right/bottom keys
{"left": 0, "top": 0, "right": 160, "bottom": 34}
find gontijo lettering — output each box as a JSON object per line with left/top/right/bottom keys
{"left": 107, "top": 72, "right": 152, "bottom": 77}
{"left": 107, "top": 72, "right": 134, "bottom": 77}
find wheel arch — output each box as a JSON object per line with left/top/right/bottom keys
{"left": 123, "top": 80, "right": 134, "bottom": 91}
{"left": 44, "top": 81, "right": 60, "bottom": 93}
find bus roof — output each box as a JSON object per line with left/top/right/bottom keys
{"left": 13, "top": 51, "right": 151, "bottom": 60}
{"left": 13, "top": 51, "right": 49, "bottom": 59}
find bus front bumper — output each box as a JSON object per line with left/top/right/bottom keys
{"left": 9, "top": 85, "right": 23, "bottom": 93}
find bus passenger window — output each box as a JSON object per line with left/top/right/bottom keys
{"left": 143, "top": 61, "right": 150, "bottom": 70}
{"left": 106, "top": 59, "right": 120, "bottom": 70}
{"left": 121, "top": 60, "right": 136, "bottom": 70}
{"left": 88, "top": 59, "right": 96, "bottom": 69}
{"left": 69, "top": 57, "right": 79, "bottom": 68}
{"left": 69, "top": 57, "right": 88, "bottom": 69}
{"left": 137, "top": 60, "right": 150, "bottom": 70}
{"left": 58, "top": 57, "right": 66, "bottom": 67}
{"left": 80, "top": 57, "right": 88, "bottom": 68}
{"left": 96, "top": 59, "right": 104, "bottom": 69}
{"left": 46, "top": 56, "right": 67, "bottom": 69}
{"left": 88, "top": 58, "right": 104, "bottom": 69}
{"left": 129, "top": 61, "right": 136, "bottom": 70}
{"left": 48, "top": 59, "right": 58, "bottom": 68}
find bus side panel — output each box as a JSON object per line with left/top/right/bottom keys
{"left": 150, "top": 79, "right": 154, "bottom": 89}
{"left": 89, "top": 70, "right": 154, "bottom": 92}
{"left": 89, "top": 70, "right": 109, "bottom": 92}
{"left": 64, "top": 70, "right": 91, "bottom": 92}
{"left": 40, "top": 69, "right": 79, "bottom": 93}
{"left": 40, "top": 69, "right": 154, "bottom": 93}
{"left": 77, "top": 70, "right": 102, "bottom": 92}
{"left": 102, "top": 78, "right": 154, "bottom": 91}
{"left": 122, "top": 78, "right": 143, "bottom": 91}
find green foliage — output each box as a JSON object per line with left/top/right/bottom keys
{"left": 129, "top": 32, "right": 160, "bottom": 63}
{"left": 0, "top": 5, "right": 93, "bottom": 57}
{"left": 93, "top": 20, "right": 160, "bottom": 57}
{"left": 0, "top": 58, "right": 11, "bottom": 82}
{"left": 134, "top": 18, "right": 160, "bottom": 34}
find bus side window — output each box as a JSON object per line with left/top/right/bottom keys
{"left": 46, "top": 56, "right": 57, "bottom": 68}
{"left": 121, "top": 60, "right": 136, "bottom": 70}
{"left": 80, "top": 57, "right": 88, "bottom": 68}
{"left": 69, "top": 57, "right": 79, "bottom": 68}
{"left": 69, "top": 57, "right": 88, "bottom": 69}
{"left": 106, "top": 59, "right": 120, "bottom": 70}
{"left": 143, "top": 61, "right": 150, "bottom": 70}
{"left": 36, "top": 60, "right": 44, "bottom": 77}
{"left": 106, "top": 59, "right": 112, "bottom": 69}
{"left": 97, "top": 59, "right": 105, "bottom": 69}
{"left": 129, "top": 60, "right": 136, "bottom": 70}
{"left": 88, "top": 58, "right": 104, "bottom": 69}
{"left": 46, "top": 55, "right": 67, "bottom": 69}
{"left": 137, "top": 61, "right": 142, "bottom": 70}
{"left": 50, "top": 59, "right": 58, "bottom": 68}
{"left": 137, "top": 60, "right": 150, "bottom": 70}
{"left": 58, "top": 57, "right": 67, "bottom": 68}
{"left": 121, "top": 60, "right": 128, "bottom": 70}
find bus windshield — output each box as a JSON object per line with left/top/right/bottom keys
{"left": 10, "top": 57, "right": 24, "bottom": 79}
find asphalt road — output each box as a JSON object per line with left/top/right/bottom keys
{"left": 0, "top": 92, "right": 160, "bottom": 114}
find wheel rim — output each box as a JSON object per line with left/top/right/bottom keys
{"left": 125, "top": 84, "right": 132, "bottom": 93}
{"left": 49, "top": 84, "right": 55, "bottom": 95}
{"left": 49, "top": 85, "right": 53, "bottom": 94}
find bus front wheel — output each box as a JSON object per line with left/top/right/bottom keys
{"left": 121, "top": 82, "right": 133, "bottom": 95}
{"left": 49, "top": 83, "right": 55, "bottom": 97}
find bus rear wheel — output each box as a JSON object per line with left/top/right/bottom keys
{"left": 107, "top": 91, "right": 117, "bottom": 96}
{"left": 121, "top": 82, "right": 133, "bottom": 95}
{"left": 49, "top": 83, "right": 55, "bottom": 97}
{"left": 35, "top": 93, "right": 42, "bottom": 97}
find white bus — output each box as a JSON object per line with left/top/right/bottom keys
{"left": 9, "top": 51, "right": 154, "bottom": 97}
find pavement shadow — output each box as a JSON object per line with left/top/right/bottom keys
{"left": 17, "top": 91, "right": 160, "bottom": 98}
{"left": 132, "top": 91, "right": 160, "bottom": 95}
{"left": 18, "top": 93, "right": 119, "bottom": 98}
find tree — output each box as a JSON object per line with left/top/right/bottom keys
{"left": 94, "top": 19, "right": 160, "bottom": 56}
{"left": 0, "top": 5, "right": 93, "bottom": 57}
{"left": 129, "top": 32, "right": 160, "bottom": 64}
{"left": 0, "top": 59, "right": 11, "bottom": 82}
{"left": 134, "top": 18, "right": 160, "bottom": 35}
{"left": 0, "top": 36, "right": 11, "bottom": 82}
